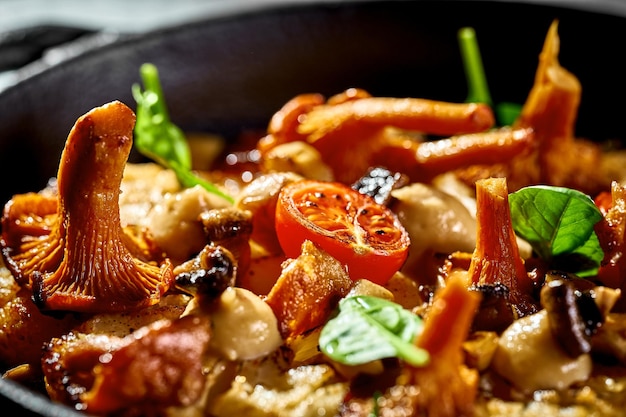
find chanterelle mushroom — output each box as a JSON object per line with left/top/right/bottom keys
{"left": 0, "top": 101, "right": 174, "bottom": 313}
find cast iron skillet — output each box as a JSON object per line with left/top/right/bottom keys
{"left": 0, "top": 0, "right": 625, "bottom": 415}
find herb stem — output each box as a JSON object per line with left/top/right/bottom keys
{"left": 458, "top": 27, "right": 492, "bottom": 107}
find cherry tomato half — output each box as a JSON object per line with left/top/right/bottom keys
{"left": 275, "top": 180, "right": 410, "bottom": 285}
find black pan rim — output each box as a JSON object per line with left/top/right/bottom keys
{"left": 3, "top": 0, "right": 626, "bottom": 97}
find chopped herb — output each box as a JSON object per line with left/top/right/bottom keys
{"left": 132, "top": 63, "right": 233, "bottom": 204}
{"left": 319, "top": 295, "right": 429, "bottom": 367}
{"left": 509, "top": 185, "right": 604, "bottom": 276}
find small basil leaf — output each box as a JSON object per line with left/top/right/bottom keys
{"left": 319, "top": 296, "right": 429, "bottom": 367}
{"left": 132, "top": 63, "right": 234, "bottom": 204}
{"left": 509, "top": 185, "right": 603, "bottom": 273}
{"left": 132, "top": 63, "right": 191, "bottom": 171}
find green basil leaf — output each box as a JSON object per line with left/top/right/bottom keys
{"left": 509, "top": 185, "right": 603, "bottom": 273}
{"left": 132, "top": 63, "right": 191, "bottom": 171}
{"left": 319, "top": 296, "right": 429, "bottom": 367}
{"left": 551, "top": 231, "right": 604, "bottom": 277}
{"left": 132, "top": 63, "right": 233, "bottom": 204}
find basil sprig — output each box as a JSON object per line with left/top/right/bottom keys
{"left": 319, "top": 296, "right": 429, "bottom": 367}
{"left": 132, "top": 63, "right": 233, "bottom": 204}
{"left": 509, "top": 185, "right": 604, "bottom": 276}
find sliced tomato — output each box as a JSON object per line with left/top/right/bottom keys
{"left": 275, "top": 180, "right": 410, "bottom": 285}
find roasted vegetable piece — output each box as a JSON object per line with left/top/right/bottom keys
{"left": 516, "top": 20, "right": 584, "bottom": 186}
{"left": 80, "top": 315, "right": 212, "bottom": 415}
{"left": 515, "top": 20, "right": 579, "bottom": 153}
{"left": 399, "top": 127, "right": 533, "bottom": 183}
{"left": 42, "top": 331, "right": 126, "bottom": 405}
{"left": 1, "top": 101, "right": 174, "bottom": 313}
{"left": 371, "top": 272, "right": 481, "bottom": 417}
{"left": 468, "top": 177, "right": 536, "bottom": 316}
{"left": 174, "top": 244, "right": 236, "bottom": 300}
{"left": 299, "top": 97, "right": 494, "bottom": 140}
{"left": 1, "top": 192, "right": 61, "bottom": 287}
{"left": 260, "top": 93, "right": 326, "bottom": 150}
{"left": 470, "top": 283, "right": 516, "bottom": 333}
{"left": 198, "top": 207, "right": 253, "bottom": 281}
{"left": 40, "top": 299, "right": 189, "bottom": 406}
{"left": 265, "top": 240, "right": 353, "bottom": 339}
{"left": 459, "top": 20, "right": 606, "bottom": 195}
{"left": 257, "top": 89, "right": 538, "bottom": 185}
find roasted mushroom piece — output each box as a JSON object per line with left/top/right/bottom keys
{"left": 174, "top": 245, "right": 237, "bottom": 301}
{"left": 42, "top": 314, "right": 212, "bottom": 415}
{"left": 457, "top": 20, "right": 608, "bottom": 195}
{"left": 540, "top": 277, "right": 604, "bottom": 358}
{"left": 258, "top": 88, "right": 534, "bottom": 186}
{"left": 468, "top": 177, "right": 537, "bottom": 316}
{"left": 198, "top": 207, "right": 253, "bottom": 281}
{"left": 42, "top": 242, "right": 239, "bottom": 414}
{"left": 0, "top": 101, "right": 174, "bottom": 313}
{"left": 470, "top": 283, "right": 517, "bottom": 333}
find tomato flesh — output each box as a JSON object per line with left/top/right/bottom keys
{"left": 275, "top": 180, "right": 410, "bottom": 285}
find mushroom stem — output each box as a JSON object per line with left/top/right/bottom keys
{"left": 3, "top": 101, "right": 174, "bottom": 313}
{"left": 468, "top": 177, "right": 536, "bottom": 316}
